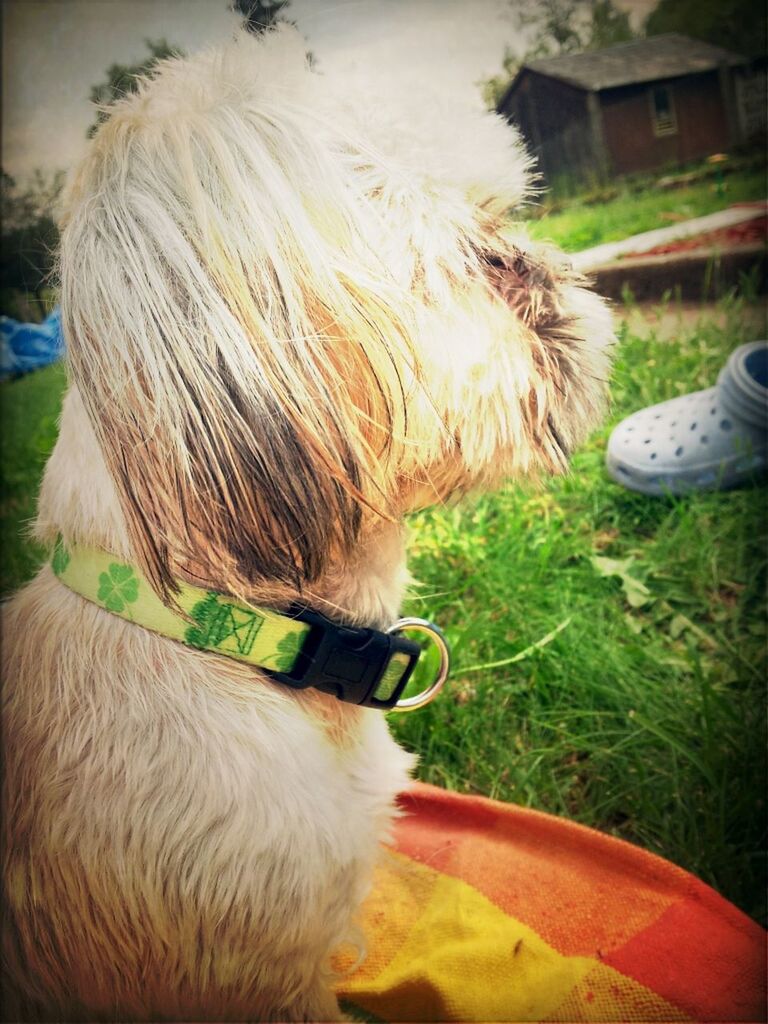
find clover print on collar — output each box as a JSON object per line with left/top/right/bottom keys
{"left": 51, "top": 539, "right": 71, "bottom": 577}
{"left": 97, "top": 563, "right": 140, "bottom": 613}
{"left": 271, "top": 631, "right": 303, "bottom": 673}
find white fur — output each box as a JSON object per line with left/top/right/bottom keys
{"left": 2, "top": 27, "right": 613, "bottom": 1020}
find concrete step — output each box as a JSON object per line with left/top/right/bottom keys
{"left": 573, "top": 202, "right": 767, "bottom": 273}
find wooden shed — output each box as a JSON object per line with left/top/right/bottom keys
{"left": 497, "top": 34, "right": 751, "bottom": 185}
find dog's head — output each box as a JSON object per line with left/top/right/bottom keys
{"left": 56, "top": 28, "right": 613, "bottom": 604}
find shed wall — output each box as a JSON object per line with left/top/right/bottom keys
{"left": 600, "top": 71, "right": 730, "bottom": 175}
{"left": 500, "top": 71, "right": 593, "bottom": 184}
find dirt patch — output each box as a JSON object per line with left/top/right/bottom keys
{"left": 623, "top": 216, "right": 767, "bottom": 259}
{"left": 619, "top": 301, "right": 767, "bottom": 342}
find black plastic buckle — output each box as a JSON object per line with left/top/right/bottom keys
{"left": 265, "top": 605, "right": 421, "bottom": 710}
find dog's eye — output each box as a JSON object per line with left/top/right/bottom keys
{"left": 482, "top": 252, "right": 506, "bottom": 270}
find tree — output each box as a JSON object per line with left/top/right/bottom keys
{"left": 0, "top": 170, "right": 64, "bottom": 312}
{"left": 481, "top": 0, "right": 634, "bottom": 109}
{"left": 522, "top": 0, "right": 583, "bottom": 56}
{"left": 646, "top": 0, "right": 767, "bottom": 58}
{"left": 482, "top": 48, "right": 524, "bottom": 110}
{"left": 231, "top": 0, "right": 291, "bottom": 34}
{"left": 229, "top": 0, "right": 315, "bottom": 65}
{"left": 588, "top": 0, "right": 634, "bottom": 51}
{"left": 87, "top": 38, "right": 182, "bottom": 137}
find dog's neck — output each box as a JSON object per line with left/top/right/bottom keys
{"left": 35, "top": 386, "right": 410, "bottom": 630}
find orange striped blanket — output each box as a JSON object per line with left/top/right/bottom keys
{"left": 335, "top": 784, "right": 766, "bottom": 1022}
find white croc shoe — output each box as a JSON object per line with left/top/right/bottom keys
{"left": 606, "top": 341, "right": 768, "bottom": 495}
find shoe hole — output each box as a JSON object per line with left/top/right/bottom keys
{"left": 675, "top": 446, "right": 684, "bottom": 456}
{"left": 654, "top": 414, "right": 661, "bottom": 420}
{"left": 644, "top": 438, "right": 651, "bottom": 444}
{"left": 744, "top": 347, "right": 768, "bottom": 388}
{"left": 627, "top": 427, "right": 634, "bottom": 432}
{"left": 720, "top": 419, "right": 732, "bottom": 431}
{"left": 690, "top": 422, "right": 697, "bottom": 431}
{"left": 710, "top": 407, "right": 716, "bottom": 415}
{"left": 701, "top": 435, "right": 708, "bottom": 444}
{"left": 650, "top": 452, "right": 657, "bottom": 460}
{"left": 671, "top": 420, "right": 677, "bottom": 427}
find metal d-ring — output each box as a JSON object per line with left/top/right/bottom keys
{"left": 386, "top": 617, "right": 451, "bottom": 712}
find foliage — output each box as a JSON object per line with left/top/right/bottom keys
{"left": 0, "top": 170, "right": 64, "bottom": 314}
{"left": 522, "top": 0, "right": 584, "bottom": 55}
{"left": 482, "top": 48, "right": 526, "bottom": 110}
{"left": 587, "top": 0, "right": 635, "bottom": 50}
{"left": 2, "top": 40, "right": 182, "bottom": 317}
{"left": 645, "top": 0, "right": 768, "bottom": 59}
{"left": 231, "top": 0, "right": 291, "bottom": 33}
{"left": 482, "top": 0, "right": 634, "bottom": 108}
{"left": 87, "top": 38, "right": 181, "bottom": 138}
{"left": 230, "top": 0, "right": 315, "bottom": 66}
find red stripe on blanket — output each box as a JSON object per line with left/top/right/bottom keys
{"left": 394, "top": 783, "right": 766, "bottom": 1020}
{"left": 604, "top": 897, "right": 767, "bottom": 1022}
{"left": 395, "top": 786, "right": 687, "bottom": 955}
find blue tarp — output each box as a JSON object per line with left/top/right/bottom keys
{"left": 1, "top": 307, "right": 63, "bottom": 379}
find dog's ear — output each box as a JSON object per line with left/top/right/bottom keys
{"left": 479, "top": 241, "right": 613, "bottom": 474}
{"left": 61, "top": 260, "right": 409, "bottom": 605}
{"left": 58, "top": 45, "right": 415, "bottom": 604}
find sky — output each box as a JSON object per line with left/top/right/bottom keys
{"left": 2, "top": 0, "right": 657, "bottom": 181}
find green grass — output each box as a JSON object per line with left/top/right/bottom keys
{"left": 1, "top": 299, "right": 765, "bottom": 925}
{"left": 525, "top": 167, "right": 766, "bottom": 252}
{"left": 1, "top": 361, "right": 66, "bottom": 592}
{"left": 393, "top": 296, "right": 766, "bottom": 925}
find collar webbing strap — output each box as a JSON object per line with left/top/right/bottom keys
{"left": 50, "top": 540, "right": 421, "bottom": 710}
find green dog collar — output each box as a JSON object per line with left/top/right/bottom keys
{"left": 50, "top": 540, "right": 450, "bottom": 711}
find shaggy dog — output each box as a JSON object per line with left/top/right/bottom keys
{"left": 2, "top": 27, "right": 613, "bottom": 1022}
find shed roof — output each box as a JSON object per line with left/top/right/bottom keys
{"left": 518, "top": 34, "right": 747, "bottom": 93}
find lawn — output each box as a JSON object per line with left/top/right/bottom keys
{"left": 392, "top": 296, "right": 766, "bottom": 926}
{"left": 525, "top": 164, "right": 766, "bottom": 252}
{"left": 1, "top": 360, "right": 66, "bottom": 590}
{"left": 2, "top": 295, "right": 765, "bottom": 925}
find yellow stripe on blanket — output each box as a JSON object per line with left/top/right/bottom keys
{"left": 336, "top": 850, "right": 688, "bottom": 1022}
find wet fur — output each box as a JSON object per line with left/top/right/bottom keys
{"left": 2, "top": 27, "right": 613, "bottom": 1021}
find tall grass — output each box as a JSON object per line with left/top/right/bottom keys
{"left": 0, "top": 361, "right": 66, "bottom": 591}
{"left": 393, "top": 295, "right": 766, "bottom": 923}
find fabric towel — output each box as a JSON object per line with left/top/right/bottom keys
{"left": 336, "top": 783, "right": 766, "bottom": 1022}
